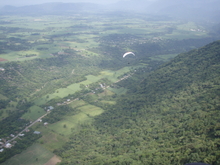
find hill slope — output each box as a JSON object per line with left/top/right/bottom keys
{"left": 56, "top": 40, "right": 220, "bottom": 165}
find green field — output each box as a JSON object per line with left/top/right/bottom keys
{"left": 101, "top": 100, "right": 116, "bottom": 105}
{"left": 37, "top": 127, "right": 69, "bottom": 152}
{"left": 21, "top": 105, "right": 46, "bottom": 121}
{"left": 0, "top": 12, "right": 215, "bottom": 165}
{"left": 108, "top": 87, "right": 128, "bottom": 95}
{"left": 0, "top": 100, "right": 18, "bottom": 120}
{"left": 34, "top": 67, "right": 135, "bottom": 105}
{"left": 0, "top": 94, "right": 7, "bottom": 100}
{"left": 47, "top": 103, "right": 104, "bottom": 136}
{"left": 0, "top": 15, "right": 209, "bottom": 62}
{"left": 150, "top": 54, "right": 178, "bottom": 61}
{"left": 68, "top": 100, "right": 87, "bottom": 109}
{"left": 1, "top": 143, "right": 54, "bottom": 165}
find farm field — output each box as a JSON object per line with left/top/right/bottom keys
{"left": 36, "top": 126, "right": 69, "bottom": 152}
{"left": 34, "top": 66, "right": 137, "bottom": 106}
{"left": 22, "top": 105, "right": 46, "bottom": 121}
{"left": 150, "top": 53, "right": 178, "bottom": 61}
{"left": 108, "top": 87, "right": 127, "bottom": 95}
{"left": 47, "top": 104, "right": 104, "bottom": 136}
{"left": 0, "top": 14, "right": 210, "bottom": 62}
{"left": 0, "top": 8, "right": 219, "bottom": 165}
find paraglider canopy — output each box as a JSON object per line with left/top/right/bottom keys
{"left": 123, "top": 52, "right": 135, "bottom": 58}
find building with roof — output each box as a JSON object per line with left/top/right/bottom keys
{"left": 48, "top": 106, "right": 54, "bottom": 110}
{"left": 33, "top": 131, "right": 41, "bottom": 134}
{"left": 5, "top": 143, "right": 12, "bottom": 148}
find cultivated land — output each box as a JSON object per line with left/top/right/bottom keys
{"left": 34, "top": 66, "right": 138, "bottom": 105}
{"left": 0, "top": 15, "right": 209, "bottom": 62}
{"left": 0, "top": 12, "right": 217, "bottom": 165}
{"left": 22, "top": 105, "right": 45, "bottom": 121}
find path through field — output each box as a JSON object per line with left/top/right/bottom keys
{"left": 44, "top": 155, "right": 61, "bottom": 165}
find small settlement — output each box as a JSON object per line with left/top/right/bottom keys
{"left": 0, "top": 105, "right": 54, "bottom": 152}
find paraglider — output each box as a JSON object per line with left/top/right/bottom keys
{"left": 123, "top": 52, "right": 135, "bottom": 58}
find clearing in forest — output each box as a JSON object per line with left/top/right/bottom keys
{"left": 48, "top": 103, "right": 104, "bottom": 136}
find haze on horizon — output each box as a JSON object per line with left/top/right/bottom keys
{"left": 0, "top": 0, "right": 124, "bottom": 7}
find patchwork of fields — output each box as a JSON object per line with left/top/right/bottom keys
{"left": 0, "top": 15, "right": 209, "bottom": 62}
{"left": 0, "top": 12, "right": 215, "bottom": 165}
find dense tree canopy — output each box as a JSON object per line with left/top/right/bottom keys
{"left": 56, "top": 40, "right": 220, "bottom": 165}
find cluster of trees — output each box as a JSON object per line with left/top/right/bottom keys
{"left": 130, "top": 38, "right": 216, "bottom": 58}
{"left": 0, "top": 100, "right": 9, "bottom": 109}
{"left": 55, "top": 40, "right": 220, "bottom": 164}
{"left": 0, "top": 16, "right": 219, "bottom": 164}
{"left": 99, "top": 33, "right": 139, "bottom": 45}
{"left": 0, "top": 130, "right": 42, "bottom": 163}
{"left": 0, "top": 101, "right": 33, "bottom": 137}
{"left": 42, "top": 105, "right": 78, "bottom": 124}
{"left": 0, "top": 53, "right": 102, "bottom": 102}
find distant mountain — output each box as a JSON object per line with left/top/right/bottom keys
{"left": 0, "top": 2, "right": 103, "bottom": 14}
{"left": 1, "top": 0, "right": 219, "bottom": 22}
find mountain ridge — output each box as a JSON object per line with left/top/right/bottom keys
{"left": 1, "top": 0, "right": 220, "bottom": 21}
{"left": 56, "top": 40, "right": 220, "bottom": 164}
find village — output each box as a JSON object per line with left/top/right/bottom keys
{"left": 0, "top": 105, "right": 54, "bottom": 153}
{"left": 0, "top": 69, "right": 134, "bottom": 154}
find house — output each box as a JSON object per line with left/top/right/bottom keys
{"left": 10, "top": 134, "right": 15, "bottom": 138}
{"left": 44, "top": 122, "right": 48, "bottom": 126}
{"left": 0, "top": 67, "right": 5, "bottom": 71}
{"left": 48, "top": 106, "right": 54, "bottom": 110}
{"left": 0, "top": 149, "right": 4, "bottom": 152}
{"left": 5, "top": 143, "right": 12, "bottom": 148}
{"left": 18, "top": 134, "right": 25, "bottom": 136}
{"left": 33, "top": 131, "right": 41, "bottom": 135}
{"left": 100, "top": 83, "right": 104, "bottom": 88}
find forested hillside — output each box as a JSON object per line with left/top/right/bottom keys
{"left": 56, "top": 41, "right": 220, "bottom": 165}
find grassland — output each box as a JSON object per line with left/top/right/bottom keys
{"left": 0, "top": 94, "right": 7, "bottom": 100}
{"left": 0, "top": 14, "right": 209, "bottom": 62}
{"left": 36, "top": 126, "right": 69, "bottom": 152}
{"left": 150, "top": 53, "right": 178, "bottom": 61}
{"left": 108, "top": 87, "right": 128, "bottom": 95}
{"left": 34, "top": 66, "right": 135, "bottom": 105}
{"left": 21, "top": 105, "right": 46, "bottom": 121}
{"left": 47, "top": 103, "right": 104, "bottom": 136}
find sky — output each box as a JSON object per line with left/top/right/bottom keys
{"left": 0, "top": 0, "right": 121, "bottom": 6}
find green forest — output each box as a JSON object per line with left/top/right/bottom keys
{"left": 0, "top": 7, "right": 220, "bottom": 164}
{"left": 54, "top": 41, "right": 220, "bottom": 165}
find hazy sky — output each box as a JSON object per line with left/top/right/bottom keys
{"left": 0, "top": 0, "right": 121, "bottom": 6}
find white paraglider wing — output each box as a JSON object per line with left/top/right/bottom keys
{"left": 123, "top": 52, "right": 135, "bottom": 58}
